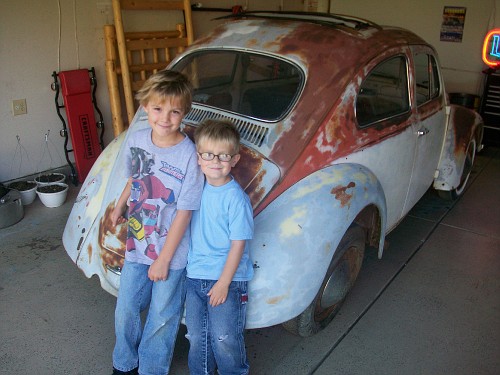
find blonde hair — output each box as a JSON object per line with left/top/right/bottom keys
{"left": 194, "top": 119, "right": 240, "bottom": 154}
{"left": 135, "top": 70, "right": 193, "bottom": 114}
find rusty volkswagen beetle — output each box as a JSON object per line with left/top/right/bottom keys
{"left": 63, "top": 12, "right": 483, "bottom": 337}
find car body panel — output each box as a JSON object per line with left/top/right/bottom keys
{"left": 340, "top": 125, "right": 416, "bottom": 232}
{"left": 434, "top": 104, "right": 483, "bottom": 191}
{"left": 63, "top": 13, "right": 483, "bottom": 328}
{"left": 63, "top": 107, "right": 282, "bottom": 296}
{"left": 246, "top": 163, "right": 386, "bottom": 327}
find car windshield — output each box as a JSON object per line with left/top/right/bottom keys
{"left": 172, "top": 51, "right": 303, "bottom": 121}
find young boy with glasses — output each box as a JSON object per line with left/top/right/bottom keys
{"left": 186, "top": 119, "right": 254, "bottom": 374}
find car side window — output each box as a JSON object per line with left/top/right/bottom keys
{"left": 356, "top": 56, "right": 410, "bottom": 127}
{"left": 414, "top": 53, "right": 441, "bottom": 106}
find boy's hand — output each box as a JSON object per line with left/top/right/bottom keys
{"left": 110, "top": 207, "right": 127, "bottom": 227}
{"left": 148, "top": 257, "right": 170, "bottom": 282}
{"left": 207, "top": 281, "right": 229, "bottom": 307}
{"left": 208, "top": 240, "right": 245, "bottom": 307}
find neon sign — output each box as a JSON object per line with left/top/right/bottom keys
{"left": 483, "top": 28, "right": 500, "bottom": 69}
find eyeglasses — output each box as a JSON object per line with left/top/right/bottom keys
{"left": 198, "top": 152, "right": 235, "bottom": 162}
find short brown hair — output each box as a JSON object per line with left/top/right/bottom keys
{"left": 194, "top": 119, "right": 241, "bottom": 154}
{"left": 135, "top": 70, "right": 193, "bottom": 114}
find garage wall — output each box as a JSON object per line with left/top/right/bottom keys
{"left": 0, "top": 0, "right": 114, "bottom": 183}
{"left": 0, "top": 0, "right": 498, "bottom": 183}
{"left": 0, "top": 0, "right": 304, "bottom": 183}
{"left": 329, "top": 0, "right": 499, "bottom": 95}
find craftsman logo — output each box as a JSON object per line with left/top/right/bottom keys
{"left": 79, "top": 114, "right": 95, "bottom": 159}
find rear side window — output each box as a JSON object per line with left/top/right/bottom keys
{"left": 414, "top": 53, "right": 441, "bottom": 106}
{"left": 356, "top": 56, "right": 410, "bottom": 127}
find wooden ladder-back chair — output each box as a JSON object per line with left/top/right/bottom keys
{"left": 104, "top": 0, "right": 194, "bottom": 136}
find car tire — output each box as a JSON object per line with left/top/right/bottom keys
{"left": 438, "top": 139, "right": 476, "bottom": 201}
{"left": 282, "top": 225, "right": 365, "bottom": 337}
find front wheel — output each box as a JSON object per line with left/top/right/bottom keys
{"left": 438, "top": 139, "right": 476, "bottom": 201}
{"left": 282, "top": 225, "right": 365, "bottom": 337}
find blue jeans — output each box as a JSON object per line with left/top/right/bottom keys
{"left": 185, "top": 277, "right": 249, "bottom": 375}
{"left": 113, "top": 260, "right": 186, "bottom": 375}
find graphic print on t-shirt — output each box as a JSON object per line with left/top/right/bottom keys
{"left": 127, "top": 147, "right": 176, "bottom": 260}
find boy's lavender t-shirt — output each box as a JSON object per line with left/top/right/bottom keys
{"left": 122, "top": 128, "right": 204, "bottom": 269}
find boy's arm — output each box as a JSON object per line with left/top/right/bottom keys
{"left": 148, "top": 209, "right": 192, "bottom": 282}
{"left": 208, "top": 240, "right": 246, "bottom": 307}
{"left": 111, "top": 178, "right": 131, "bottom": 227}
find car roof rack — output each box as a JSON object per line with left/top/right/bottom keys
{"left": 216, "top": 11, "right": 381, "bottom": 30}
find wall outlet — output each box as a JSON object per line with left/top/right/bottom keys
{"left": 12, "top": 99, "right": 27, "bottom": 116}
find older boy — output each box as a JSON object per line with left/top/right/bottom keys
{"left": 110, "top": 70, "right": 204, "bottom": 375}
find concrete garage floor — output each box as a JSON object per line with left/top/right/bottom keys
{"left": 1, "top": 146, "right": 499, "bottom": 375}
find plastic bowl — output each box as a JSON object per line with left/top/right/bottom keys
{"left": 36, "top": 183, "right": 68, "bottom": 208}
{"left": 19, "top": 185, "right": 37, "bottom": 205}
{"left": 35, "top": 173, "right": 66, "bottom": 186}
{"left": 7, "top": 181, "right": 37, "bottom": 205}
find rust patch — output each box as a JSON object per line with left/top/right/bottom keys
{"left": 87, "top": 244, "right": 92, "bottom": 263}
{"left": 230, "top": 147, "right": 265, "bottom": 209}
{"left": 267, "top": 295, "right": 286, "bottom": 304}
{"left": 247, "top": 38, "right": 259, "bottom": 48}
{"left": 331, "top": 182, "right": 356, "bottom": 207}
{"left": 450, "top": 106, "right": 476, "bottom": 155}
{"left": 98, "top": 202, "right": 126, "bottom": 271}
{"left": 184, "top": 19, "right": 431, "bottom": 215}
{"left": 417, "top": 96, "right": 443, "bottom": 120}
{"left": 268, "top": 28, "right": 417, "bottom": 175}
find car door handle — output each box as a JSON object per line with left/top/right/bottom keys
{"left": 417, "top": 127, "right": 429, "bottom": 136}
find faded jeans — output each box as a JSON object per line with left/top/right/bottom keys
{"left": 185, "top": 277, "right": 249, "bottom": 375}
{"left": 113, "top": 260, "right": 186, "bottom": 375}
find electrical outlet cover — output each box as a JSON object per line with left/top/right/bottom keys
{"left": 13, "top": 99, "right": 27, "bottom": 116}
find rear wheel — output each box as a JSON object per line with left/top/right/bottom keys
{"left": 438, "top": 139, "right": 476, "bottom": 201}
{"left": 282, "top": 225, "right": 365, "bottom": 337}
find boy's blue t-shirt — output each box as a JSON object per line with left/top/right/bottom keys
{"left": 187, "top": 177, "right": 254, "bottom": 281}
{"left": 123, "top": 128, "right": 204, "bottom": 269}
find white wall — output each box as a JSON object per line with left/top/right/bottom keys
{"left": 0, "top": 0, "right": 114, "bottom": 182}
{"left": 329, "top": 0, "right": 500, "bottom": 94}
{"left": 0, "top": 0, "right": 498, "bottom": 183}
{"left": 0, "top": 0, "right": 303, "bottom": 183}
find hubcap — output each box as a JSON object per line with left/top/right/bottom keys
{"left": 319, "top": 245, "right": 361, "bottom": 310}
{"left": 321, "top": 259, "right": 350, "bottom": 308}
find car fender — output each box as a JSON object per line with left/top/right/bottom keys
{"left": 62, "top": 109, "right": 151, "bottom": 296}
{"left": 246, "top": 163, "right": 387, "bottom": 328}
{"left": 62, "top": 131, "right": 126, "bottom": 265}
{"left": 434, "top": 104, "right": 483, "bottom": 191}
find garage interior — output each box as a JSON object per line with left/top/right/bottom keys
{"left": 1, "top": 0, "right": 499, "bottom": 374}
{"left": 1, "top": 145, "right": 498, "bottom": 374}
